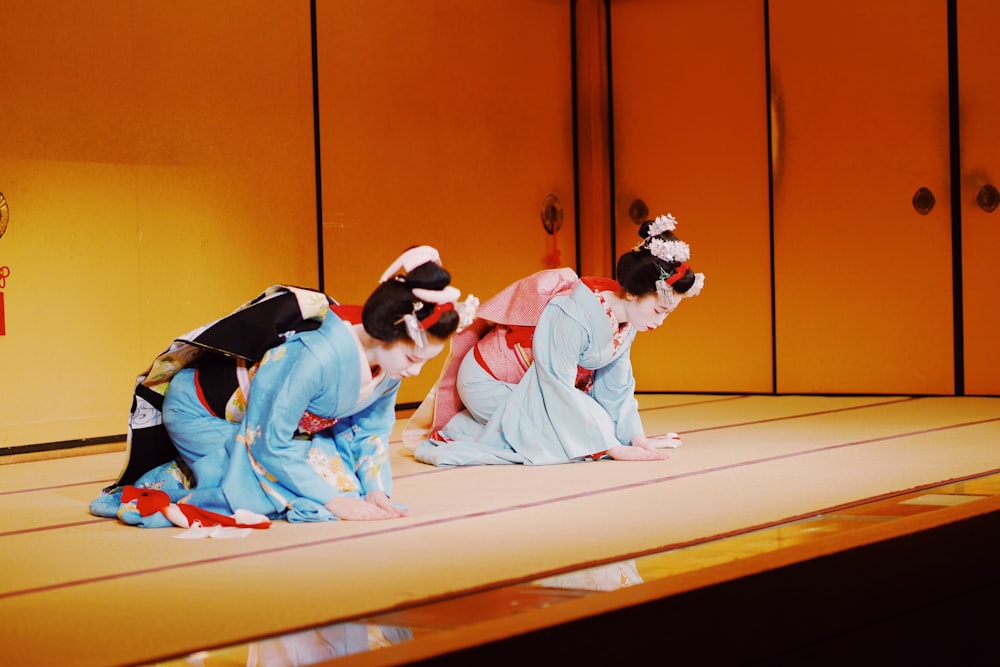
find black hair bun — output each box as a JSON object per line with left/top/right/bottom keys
{"left": 404, "top": 261, "right": 451, "bottom": 290}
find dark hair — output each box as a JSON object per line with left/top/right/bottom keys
{"left": 616, "top": 220, "right": 696, "bottom": 297}
{"left": 362, "top": 260, "right": 460, "bottom": 343}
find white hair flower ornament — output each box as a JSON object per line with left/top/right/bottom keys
{"left": 634, "top": 212, "right": 680, "bottom": 252}
{"left": 635, "top": 212, "right": 705, "bottom": 305}
{"left": 648, "top": 238, "right": 690, "bottom": 264}
{"left": 647, "top": 213, "right": 678, "bottom": 236}
{"left": 455, "top": 294, "right": 479, "bottom": 330}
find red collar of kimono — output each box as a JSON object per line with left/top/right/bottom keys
{"left": 581, "top": 276, "right": 621, "bottom": 294}
{"left": 330, "top": 303, "right": 362, "bottom": 324}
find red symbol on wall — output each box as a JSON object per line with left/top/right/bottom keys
{"left": 1, "top": 191, "right": 9, "bottom": 336}
{"left": 0, "top": 265, "right": 8, "bottom": 336}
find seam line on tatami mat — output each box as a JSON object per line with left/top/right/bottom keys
{"left": 4, "top": 415, "right": 1000, "bottom": 601}
{"left": 393, "top": 396, "right": 925, "bottom": 479}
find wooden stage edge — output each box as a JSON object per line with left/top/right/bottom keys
{"left": 332, "top": 493, "right": 1000, "bottom": 666}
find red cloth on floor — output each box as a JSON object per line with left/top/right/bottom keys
{"left": 121, "top": 486, "right": 270, "bottom": 529}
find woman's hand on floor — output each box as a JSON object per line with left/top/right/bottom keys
{"left": 607, "top": 445, "right": 669, "bottom": 461}
{"left": 366, "top": 490, "right": 408, "bottom": 518}
{"left": 325, "top": 493, "right": 406, "bottom": 520}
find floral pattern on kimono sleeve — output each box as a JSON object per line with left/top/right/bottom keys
{"left": 334, "top": 382, "right": 398, "bottom": 497}
{"left": 306, "top": 446, "right": 361, "bottom": 493}
{"left": 238, "top": 342, "right": 344, "bottom": 506}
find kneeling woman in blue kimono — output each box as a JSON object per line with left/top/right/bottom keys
{"left": 407, "top": 215, "right": 704, "bottom": 466}
{"left": 91, "top": 247, "right": 476, "bottom": 527}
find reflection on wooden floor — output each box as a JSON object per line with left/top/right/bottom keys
{"left": 152, "top": 461, "right": 1000, "bottom": 665}
{"left": 4, "top": 394, "right": 1000, "bottom": 667}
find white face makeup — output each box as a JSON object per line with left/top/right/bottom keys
{"left": 373, "top": 338, "right": 446, "bottom": 379}
{"left": 625, "top": 293, "right": 678, "bottom": 333}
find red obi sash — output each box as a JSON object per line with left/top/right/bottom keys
{"left": 298, "top": 411, "right": 338, "bottom": 434}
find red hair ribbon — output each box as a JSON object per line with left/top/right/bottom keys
{"left": 665, "top": 262, "right": 689, "bottom": 286}
{"left": 421, "top": 302, "right": 454, "bottom": 330}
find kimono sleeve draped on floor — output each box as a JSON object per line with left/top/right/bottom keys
{"left": 407, "top": 269, "right": 645, "bottom": 466}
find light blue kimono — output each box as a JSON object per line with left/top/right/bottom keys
{"left": 413, "top": 280, "right": 643, "bottom": 465}
{"left": 91, "top": 311, "right": 402, "bottom": 525}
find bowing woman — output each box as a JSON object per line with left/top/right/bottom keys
{"left": 406, "top": 214, "right": 704, "bottom": 466}
{"left": 91, "top": 246, "right": 477, "bottom": 527}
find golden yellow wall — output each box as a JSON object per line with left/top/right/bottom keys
{"left": 611, "top": 0, "right": 773, "bottom": 394}
{"left": 771, "top": 0, "right": 953, "bottom": 394}
{"left": 0, "top": 0, "right": 318, "bottom": 448}
{"left": 3, "top": 1, "right": 998, "bottom": 453}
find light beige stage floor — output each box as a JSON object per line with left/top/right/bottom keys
{"left": 2, "top": 394, "right": 1000, "bottom": 666}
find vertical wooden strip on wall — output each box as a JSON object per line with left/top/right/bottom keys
{"left": 957, "top": 0, "right": 1000, "bottom": 396}
{"left": 315, "top": 0, "right": 576, "bottom": 404}
{"left": 574, "top": 0, "right": 614, "bottom": 279}
{"left": 610, "top": 0, "right": 772, "bottom": 393}
{"left": 0, "top": 1, "right": 317, "bottom": 448}
{"left": 770, "top": 0, "right": 953, "bottom": 395}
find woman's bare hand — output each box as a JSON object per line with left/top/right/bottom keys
{"left": 325, "top": 494, "right": 403, "bottom": 520}
{"left": 366, "top": 490, "right": 408, "bottom": 517}
{"left": 607, "top": 445, "right": 668, "bottom": 461}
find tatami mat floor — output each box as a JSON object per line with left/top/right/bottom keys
{"left": 148, "top": 468, "right": 1000, "bottom": 666}
{"left": 5, "top": 393, "right": 1000, "bottom": 667}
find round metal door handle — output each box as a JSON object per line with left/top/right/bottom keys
{"left": 540, "top": 193, "right": 563, "bottom": 234}
{"left": 0, "top": 192, "right": 8, "bottom": 240}
{"left": 628, "top": 198, "right": 649, "bottom": 224}
{"left": 977, "top": 184, "right": 999, "bottom": 213}
{"left": 912, "top": 187, "right": 935, "bottom": 215}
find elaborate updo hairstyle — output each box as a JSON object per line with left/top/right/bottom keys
{"left": 617, "top": 218, "right": 698, "bottom": 298}
{"left": 362, "top": 259, "right": 461, "bottom": 344}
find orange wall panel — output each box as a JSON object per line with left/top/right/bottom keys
{"left": 957, "top": 0, "right": 1000, "bottom": 396}
{"left": 316, "top": 0, "right": 576, "bottom": 404}
{"left": 770, "top": 0, "right": 953, "bottom": 394}
{"left": 611, "top": 0, "right": 773, "bottom": 393}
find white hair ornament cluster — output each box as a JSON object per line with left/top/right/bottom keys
{"left": 381, "top": 246, "right": 478, "bottom": 348}
{"left": 636, "top": 213, "right": 706, "bottom": 305}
